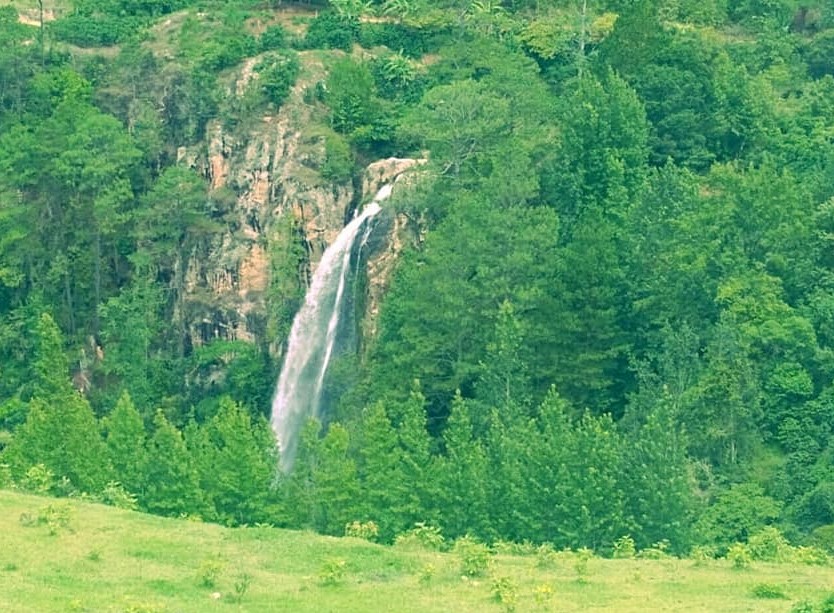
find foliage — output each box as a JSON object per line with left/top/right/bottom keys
{"left": 750, "top": 582, "right": 788, "bottom": 599}
{"left": 453, "top": 535, "right": 491, "bottom": 577}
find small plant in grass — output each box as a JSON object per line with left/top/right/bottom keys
{"left": 454, "top": 535, "right": 491, "bottom": 577}
{"left": 197, "top": 558, "right": 224, "bottom": 588}
{"left": 574, "top": 547, "right": 594, "bottom": 583}
{"left": 418, "top": 563, "right": 436, "bottom": 584}
{"left": 344, "top": 520, "right": 379, "bottom": 541}
{"left": 491, "top": 576, "right": 519, "bottom": 612}
{"left": 637, "top": 540, "right": 672, "bottom": 560}
{"left": 820, "top": 593, "right": 834, "bottom": 613}
{"left": 612, "top": 535, "right": 636, "bottom": 559}
{"left": 319, "top": 558, "right": 347, "bottom": 586}
{"left": 3, "top": 563, "right": 18, "bottom": 571}
{"left": 751, "top": 583, "right": 788, "bottom": 599}
{"left": 394, "top": 522, "right": 445, "bottom": 551}
{"left": 100, "top": 482, "right": 138, "bottom": 511}
{"left": 789, "top": 601, "right": 815, "bottom": 613}
{"left": 87, "top": 549, "right": 102, "bottom": 562}
{"left": 536, "top": 543, "right": 559, "bottom": 569}
{"left": 727, "top": 542, "right": 751, "bottom": 569}
{"left": 690, "top": 544, "right": 716, "bottom": 566}
{"left": 232, "top": 573, "right": 252, "bottom": 603}
{"left": 534, "top": 583, "right": 555, "bottom": 607}
{"left": 38, "top": 501, "right": 73, "bottom": 535}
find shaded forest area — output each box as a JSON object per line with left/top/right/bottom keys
{"left": 2, "top": 0, "right": 834, "bottom": 556}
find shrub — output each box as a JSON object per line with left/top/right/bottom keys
{"left": 232, "top": 573, "right": 252, "bottom": 603}
{"left": 574, "top": 547, "right": 594, "bottom": 583}
{"left": 726, "top": 542, "right": 752, "bottom": 569}
{"left": 454, "top": 535, "right": 491, "bottom": 577}
{"left": 536, "top": 543, "right": 559, "bottom": 569}
{"left": 491, "top": 576, "right": 519, "bottom": 612}
{"left": 21, "top": 463, "right": 55, "bottom": 494}
{"left": 751, "top": 583, "right": 788, "bottom": 599}
{"left": 197, "top": 558, "right": 224, "bottom": 588}
{"left": 418, "top": 563, "right": 435, "bottom": 584}
{"left": 319, "top": 558, "right": 347, "bottom": 586}
{"left": 534, "top": 583, "right": 555, "bottom": 606}
{"left": 303, "top": 12, "right": 360, "bottom": 51}
{"left": 38, "top": 502, "right": 73, "bottom": 536}
{"left": 256, "top": 52, "right": 300, "bottom": 109}
{"left": 344, "top": 520, "right": 379, "bottom": 541}
{"left": 747, "top": 526, "right": 793, "bottom": 562}
{"left": 394, "top": 522, "right": 445, "bottom": 551}
{"left": 791, "top": 600, "right": 816, "bottom": 613}
{"left": 259, "top": 25, "right": 288, "bottom": 52}
{"left": 612, "top": 535, "right": 636, "bottom": 559}
{"left": 100, "top": 482, "right": 138, "bottom": 510}
{"left": 794, "top": 545, "right": 829, "bottom": 566}
{"left": 637, "top": 540, "right": 672, "bottom": 560}
{"left": 321, "top": 132, "right": 354, "bottom": 183}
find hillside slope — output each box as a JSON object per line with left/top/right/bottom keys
{"left": 1, "top": 489, "right": 831, "bottom": 613}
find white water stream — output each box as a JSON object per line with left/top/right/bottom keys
{"left": 270, "top": 185, "right": 391, "bottom": 471}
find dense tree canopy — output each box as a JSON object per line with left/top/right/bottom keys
{"left": 2, "top": 0, "right": 834, "bottom": 555}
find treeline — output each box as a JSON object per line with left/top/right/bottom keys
{"left": 2, "top": 313, "right": 694, "bottom": 554}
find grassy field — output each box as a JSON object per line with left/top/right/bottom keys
{"left": 0, "top": 489, "right": 832, "bottom": 612}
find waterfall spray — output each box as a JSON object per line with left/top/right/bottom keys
{"left": 270, "top": 186, "right": 391, "bottom": 472}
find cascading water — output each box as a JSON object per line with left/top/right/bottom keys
{"left": 271, "top": 185, "right": 392, "bottom": 472}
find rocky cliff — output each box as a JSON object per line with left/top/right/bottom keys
{"left": 178, "top": 53, "right": 422, "bottom": 356}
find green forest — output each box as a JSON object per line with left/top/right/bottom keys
{"left": 2, "top": 0, "right": 834, "bottom": 560}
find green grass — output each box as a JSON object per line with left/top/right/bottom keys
{"left": 1, "top": 489, "right": 832, "bottom": 612}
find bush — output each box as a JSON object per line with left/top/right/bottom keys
{"left": 100, "top": 482, "right": 138, "bottom": 510}
{"left": 21, "top": 464, "right": 54, "bottom": 494}
{"left": 394, "top": 522, "right": 445, "bottom": 551}
{"left": 197, "top": 558, "right": 224, "bottom": 588}
{"left": 794, "top": 545, "right": 829, "bottom": 566}
{"left": 49, "top": 15, "right": 147, "bottom": 47}
{"left": 726, "top": 542, "right": 752, "bottom": 569}
{"left": 259, "top": 25, "right": 288, "bottom": 52}
{"left": 454, "top": 535, "right": 491, "bottom": 577}
{"left": 491, "top": 576, "right": 519, "bottom": 612}
{"left": 303, "top": 12, "right": 360, "bottom": 51}
{"left": 574, "top": 547, "right": 594, "bottom": 582}
{"left": 358, "top": 22, "right": 444, "bottom": 58}
{"left": 321, "top": 132, "right": 354, "bottom": 183}
{"left": 256, "top": 52, "right": 300, "bottom": 109}
{"left": 319, "top": 558, "right": 346, "bottom": 586}
{"left": 612, "top": 535, "right": 636, "bottom": 559}
{"left": 751, "top": 583, "right": 788, "bottom": 599}
{"left": 344, "top": 520, "right": 379, "bottom": 541}
{"left": 747, "top": 526, "right": 793, "bottom": 562}
{"left": 535, "top": 543, "right": 559, "bottom": 569}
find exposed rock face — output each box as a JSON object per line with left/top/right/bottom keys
{"left": 360, "top": 158, "right": 426, "bottom": 340}
{"left": 178, "top": 54, "right": 422, "bottom": 354}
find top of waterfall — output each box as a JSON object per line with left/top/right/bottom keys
{"left": 373, "top": 184, "right": 393, "bottom": 202}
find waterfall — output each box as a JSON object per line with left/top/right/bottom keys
{"left": 271, "top": 185, "right": 391, "bottom": 472}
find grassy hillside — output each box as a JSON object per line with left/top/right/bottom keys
{"left": 0, "top": 490, "right": 831, "bottom": 612}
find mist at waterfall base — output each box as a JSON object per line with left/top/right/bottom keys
{"left": 270, "top": 185, "right": 392, "bottom": 472}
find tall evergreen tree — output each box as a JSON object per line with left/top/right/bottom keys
{"left": 143, "top": 410, "right": 202, "bottom": 517}
{"left": 196, "top": 397, "right": 280, "bottom": 525}
{"left": 103, "top": 390, "right": 148, "bottom": 497}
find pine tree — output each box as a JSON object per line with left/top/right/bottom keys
{"left": 393, "top": 383, "right": 436, "bottom": 529}
{"left": 4, "top": 313, "right": 110, "bottom": 493}
{"left": 103, "top": 390, "right": 147, "bottom": 497}
{"left": 143, "top": 410, "right": 202, "bottom": 517}
{"left": 197, "top": 397, "right": 280, "bottom": 525}
{"left": 435, "top": 392, "right": 490, "bottom": 540}
{"left": 357, "top": 401, "right": 406, "bottom": 540}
